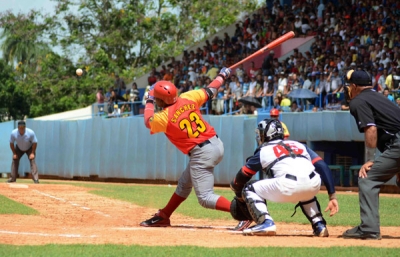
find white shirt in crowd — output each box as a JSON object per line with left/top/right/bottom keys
{"left": 294, "top": 20, "right": 302, "bottom": 29}
{"left": 337, "top": 61, "right": 344, "bottom": 71}
{"left": 303, "top": 79, "right": 312, "bottom": 90}
{"left": 379, "top": 57, "right": 391, "bottom": 69}
{"left": 188, "top": 70, "right": 198, "bottom": 84}
{"left": 278, "top": 77, "right": 287, "bottom": 92}
{"left": 301, "top": 23, "right": 311, "bottom": 34}
{"left": 318, "top": 79, "right": 327, "bottom": 93}
{"left": 229, "top": 81, "right": 237, "bottom": 93}
{"left": 330, "top": 76, "right": 342, "bottom": 92}
{"left": 236, "top": 68, "right": 245, "bottom": 83}
{"left": 378, "top": 75, "right": 386, "bottom": 88}
{"left": 376, "top": 50, "right": 386, "bottom": 59}
{"left": 248, "top": 81, "right": 258, "bottom": 96}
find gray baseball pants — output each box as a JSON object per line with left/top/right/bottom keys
{"left": 175, "top": 135, "right": 224, "bottom": 209}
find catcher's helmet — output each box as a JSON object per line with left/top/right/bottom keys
{"left": 270, "top": 108, "right": 280, "bottom": 117}
{"left": 257, "top": 119, "right": 284, "bottom": 143}
{"left": 153, "top": 81, "right": 178, "bottom": 105}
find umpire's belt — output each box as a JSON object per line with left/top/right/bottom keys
{"left": 285, "top": 172, "right": 316, "bottom": 181}
{"left": 189, "top": 135, "right": 218, "bottom": 156}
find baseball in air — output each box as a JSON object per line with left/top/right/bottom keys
{"left": 76, "top": 68, "right": 83, "bottom": 76}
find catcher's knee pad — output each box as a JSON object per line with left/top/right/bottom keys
{"left": 297, "top": 197, "right": 326, "bottom": 227}
{"left": 242, "top": 181, "right": 269, "bottom": 224}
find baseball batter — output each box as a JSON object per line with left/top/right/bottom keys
{"left": 230, "top": 119, "right": 339, "bottom": 236}
{"left": 140, "top": 67, "right": 232, "bottom": 227}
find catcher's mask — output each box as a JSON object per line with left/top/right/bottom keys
{"left": 257, "top": 119, "right": 284, "bottom": 144}
{"left": 343, "top": 69, "right": 372, "bottom": 102}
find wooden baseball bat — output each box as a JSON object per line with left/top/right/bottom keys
{"left": 229, "top": 31, "right": 295, "bottom": 70}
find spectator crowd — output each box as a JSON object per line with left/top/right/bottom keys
{"left": 98, "top": 0, "right": 400, "bottom": 116}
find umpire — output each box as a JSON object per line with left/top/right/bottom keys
{"left": 342, "top": 70, "right": 400, "bottom": 240}
{"left": 8, "top": 121, "right": 39, "bottom": 184}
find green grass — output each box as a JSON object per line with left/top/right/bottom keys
{"left": 1, "top": 179, "right": 400, "bottom": 255}
{"left": 61, "top": 182, "right": 400, "bottom": 227}
{"left": 0, "top": 245, "right": 398, "bottom": 257}
{"left": 5, "top": 178, "right": 399, "bottom": 227}
{"left": 0, "top": 194, "right": 39, "bottom": 215}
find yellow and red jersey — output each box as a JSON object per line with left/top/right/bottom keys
{"left": 281, "top": 121, "right": 290, "bottom": 139}
{"left": 148, "top": 89, "right": 216, "bottom": 154}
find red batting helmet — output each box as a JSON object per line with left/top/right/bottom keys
{"left": 153, "top": 81, "right": 178, "bottom": 105}
{"left": 270, "top": 108, "right": 279, "bottom": 117}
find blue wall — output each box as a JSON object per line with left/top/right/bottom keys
{"left": 257, "top": 111, "right": 364, "bottom": 142}
{"left": 0, "top": 116, "right": 257, "bottom": 184}
{"left": 0, "top": 111, "right": 378, "bottom": 185}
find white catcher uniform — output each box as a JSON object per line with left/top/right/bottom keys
{"left": 230, "top": 119, "right": 328, "bottom": 236}
{"left": 254, "top": 139, "right": 321, "bottom": 203}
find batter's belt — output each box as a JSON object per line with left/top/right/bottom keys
{"left": 188, "top": 135, "right": 219, "bottom": 156}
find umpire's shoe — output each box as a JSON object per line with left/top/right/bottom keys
{"left": 242, "top": 219, "right": 276, "bottom": 236}
{"left": 313, "top": 221, "right": 329, "bottom": 237}
{"left": 140, "top": 210, "right": 171, "bottom": 227}
{"left": 233, "top": 220, "right": 252, "bottom": 231}
{"left": 342, "top": 226, "right": 381, "bottom": 240}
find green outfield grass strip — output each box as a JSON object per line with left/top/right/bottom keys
{"left": 2, "top": 179, "right": 400, "bottom": 227}
{"left": 0, "top": 245, "right": 398, "bottom": 257}
{"left": 0, "top": 194, "right": 39, "bottom": 215}
{"left": 78, "top": 182, "right": 400, "bottom": 227}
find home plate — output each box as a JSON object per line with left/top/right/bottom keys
{"left": 8, "top": 184, "right": 29, "bottom": 188}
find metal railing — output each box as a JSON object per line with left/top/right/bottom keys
{"left": 92, "top": 101, "right": 143, "bottom": 118}
{"left": 325, "top": 92, "right": 344, "bottom": 109}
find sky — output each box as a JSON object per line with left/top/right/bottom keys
{"left": 0, "top": 0, "right": 78, "bottom": 63}
{"left": 0, "top": 0, "right": 57, "bottom": 14}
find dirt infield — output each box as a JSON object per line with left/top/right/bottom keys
{"left": 0, "top": 183, "right": 399, "bottom": 248}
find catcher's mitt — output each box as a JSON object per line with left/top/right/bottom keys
{"left": 230, "top": 196, "right": 253, "bottom": 221}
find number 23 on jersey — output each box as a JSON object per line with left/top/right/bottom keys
{"left": 179, "top": 112, "right": 207, "bottom": 138}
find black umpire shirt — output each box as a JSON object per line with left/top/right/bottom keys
{"left": 349, "top": 88, "right": 400, "bottom": 152}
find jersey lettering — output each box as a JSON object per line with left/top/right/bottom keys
{"left": 171, "top": 104, "right": 196, "bottom": 123}
{"left": 179, "top": 111, "right": 207, "bottom": 138}
{"left": 272, "top": 143, "right": 304, "bottom": 158}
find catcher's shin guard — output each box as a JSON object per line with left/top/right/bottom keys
{"left": 242, "top": 181, "right": 271, "bottom": 224}
{"left": 297, "top": 197, "right": 328, "bottom": 237}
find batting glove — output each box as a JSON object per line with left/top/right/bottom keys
{"left": 218, "top": 67, "right": 232, "bottom": 80}
{"left": 147, "top": 89, "right": 155, "bottom": 101}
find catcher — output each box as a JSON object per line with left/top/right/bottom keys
{"left": 230, "top": 119, "right": 339, "bottom": 236}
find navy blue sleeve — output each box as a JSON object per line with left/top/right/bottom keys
{"left": 244, "top": 148, "right": 263, "bottom": 173}
{"left": 305, "top": 146, "right": 336, "bottom": 195}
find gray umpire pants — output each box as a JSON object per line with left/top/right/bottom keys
{"left": 358, "top": 134, "right": 400, "bottom": 233}
{"left": 10, "top": 146, "right": 39, "bottom": 181}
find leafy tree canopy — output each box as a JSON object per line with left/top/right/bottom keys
{"left": 0, "top": 0, "right": 259, "bottom": 119}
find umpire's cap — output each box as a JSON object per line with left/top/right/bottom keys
{"left": 345, "top": 70, "right": 372, "bottom": 86}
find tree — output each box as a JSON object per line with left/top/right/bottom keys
{"left": 0, "top": 0, "right": 260, "bottom": 118}
{"left": 0, "top": 59, "right": 29, "bottom": 121}
{"left": 53, "top": 0, "right": 259, "bottom": 69}
{"left": 0, "top": 11, "right": 52, "bottom": 67}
